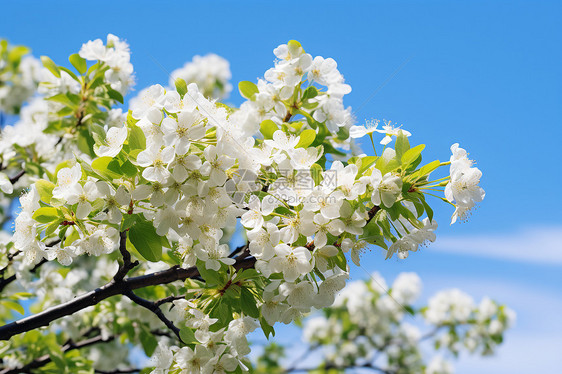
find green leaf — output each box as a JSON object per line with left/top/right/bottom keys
{"left": 238, "top": 81, "right": 259, "bottom": 100}
{"left": 58, "top": 66, "right": 80, "bottom": 82}
{"left": 139, "top": 328, "right": 158, "bottom": 356}
{"left": 395, "top": 130, "right": 411, "bottom": 161}
{"left": 10, "top": 292, "right": 34, "bottom": 300}
{"left": 32, "top": 207, "right": 59, "bottom": 224}
{"left": 418, "top": 160, "right": 441, "bottom": 178}
{"left": 35, "top": 179, "right": 55, "bottom": 204}
{"left": 179, "top": 327, "right": 199, "bottom": 344}
{"left": 128, "top": 124, "right": 146, "bottom": 151}
{"left": 196, "top": 260, "right": 222, "bottom": 285}
{"left": 40, "top": 56, "right": 60, "bottom": 78}
{"left": 240, "top": 288, "right": 260, "bottom": 318}
{"left": 421, "top": 197, "right": 434, "bottom": 222}
{"left": 120, "top": 160, "right": 138, "bottom": 177}
{"left": 91, "top": 157, "right": 122, "bottom": 180}
{"left": 401, "top": 144, "right": 425, "bottom": 167}
{"left": 64, "top": 227, "right": 81, "bottom": 247}
{"left": 107, "top": 88, "right": 124, "bottom": 104}
{"left": 296, "top": 129, "right": 316, "bottom": 148}
{"left": 302, "top": 86, "right": 318, "bottom": 100}
{"left": 46, "top": 93, "right": 78, "bottom": 109}
{"left": 358, "top": 156, "right": 378, "bottom": 175}
{"left": 174, "top": 78, "right": 188, "bottom": 97}
{"left": 333, "top": 249, "right": 348, "bottom": 272}
{"left": 69, "top": 53, "right": 87, "bottom": 74}
{"left": 1, "top": 300, "right": 24, "bottom": 315}
{"left": 128, "top": 219, "right": 163, "bottom": 262}
{"left": 260, "top": 119, "right": 278, "bottom": 139}
{"left": 310, "top": 163, "right": 323, "bottom": 186}
{"left": 7, "top": 46, "right": 29, "bottom": 63}
{"left": 121, "top": 214, "right": 139, "bottom": 231}
{"left": 260, "top": 317, "right": 275, "bottom": 339}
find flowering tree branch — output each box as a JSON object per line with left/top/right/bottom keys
{"left": 124, "top": 290, "right": 183, "bottom": 342}
{"left": 0, "top": 255, "right": 256, "bottom": 341}
{"left": 113, "top": 231, "right": 139, "bottom": 281}
{"left": 8, "top": 170, "right": 25, "bottom": 185}
{"left": 0, "top": 333, "right": 115, "bottom": 374}
{"left": 0, "top": 35, "right": 496, "bottom": 373}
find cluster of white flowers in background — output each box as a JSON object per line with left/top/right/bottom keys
{"left": 0, "top": 35, "right": 132, "bottom": 198}
{"left": 298, "top": 272, "right": 515, "bottom": 374}
{"left": 169, "top": 53, "right": 232, "bottom": 100}
{"left": 0, "top": 40, "right": 42, "bottom": 115}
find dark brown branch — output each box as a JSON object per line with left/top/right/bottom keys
{"left": 228, "top": 243, "right": 248, "bottom": 258}
{"left": 113, "top": 231, "right": 139, "bottom": 281}
{"left": 287, "top": 362, "right": 391, "bottom": 374}
{"left": 0, "top": 258, "right": 47, "bottom": 293}
{"left": 0, "top": 256, "right": 256, "bottom": 341}
{"left": 367, "top": 205, "right": 381, "bottom": 223}
{"left": 154, "top": 294, "right": 186, "bottom": 307}
{"left": 95, "top": 369, "right": 140, "bottom": 374}
{"left": 8, "top": 170, "right": 25, "bottom": 185}
{"left": 125, "top": 290, "right": 182, "bottom": 341}
{"left": 0, "top": 334, "right": 115, "bottom": 374}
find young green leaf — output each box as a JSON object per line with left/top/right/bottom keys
{"left": 238, "top": 81, "right": 259, "bottom": 100}
{"left": 174, "top": 78, "right": 188, "bottom": 98}
{"left": 401, "top": 144, "right": 425, "bottom": 167}
{"left": 296, "top": 129, "right": 316, "bottom": 148}
{"left": 69, "top": 53, "right": 87, "bottom": 74}
{"left": 260, "top": 119, "right": 278, "bottom": 139}
{"left": 40, "top": 56, "right": 60, "bottom": 78}
{"left": 35, "top": 179, "right": 55, "bottom": 204}
{"left": 32, "top": 207, "right": 59, "bottom": 224}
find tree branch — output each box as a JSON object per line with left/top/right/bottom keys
{"left": 154, "top": 294, "right": 186, "bottom": 307}
{"left": 287, "top": 362, "right": 391, "bottom": 373}
{"left": 0, "top": 256, "right": 256, "bottom": 341}
{"left": 124, "top": 290, "right": 182, "bottom": 342}
{"left": 113, "top": 231, "right": 139, "bottom": 281}
{"left": 8, "top": 170, "right": 25, "bottom": 185}
{"left": 0, "top": 258, "right": 47, "bottom": 293}
{"left": 0, "top": 334, "right": 115, "bottom": 374}
{"left": 95, "top": 369, "right": 140, "bottom": 374}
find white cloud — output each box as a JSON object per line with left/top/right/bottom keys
{"left": 429, "top": 226, "right": 562, "bottom": 265}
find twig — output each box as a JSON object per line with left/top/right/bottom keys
{"left": 0, "top": 334, "right": 115, "bottom": 374}
{"left": 287, "top": 362, "right": 391, "bottom": 373}
{"left": 113, "top": 231, "right": 139, "bottom": 281}
{"left": 154, "top": 294, "right": 186, "bottom": 307}
{"left": 124, "top": 290, "right": 183, "bottom": 342}
{"left": 8, "top": 170, "right": 25, "bottom": 185}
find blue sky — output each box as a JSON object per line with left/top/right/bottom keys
{"left": 2, "top": 1, "right": 561, "bottom": 372}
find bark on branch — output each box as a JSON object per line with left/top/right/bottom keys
{"left": 0, "top": 256, "right": 256, "bottom": 341}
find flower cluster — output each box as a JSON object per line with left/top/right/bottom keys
{"left": 169, "top": 53, "right": 232, "bottom": 100}
{"left": 0, "top": 39, "right": 41, "bottom": 114}
{"left": 152, "top": 313, "right": 258, "bottom": 374}
{"left": 286, "top": 272, "right": 515, "bottom": 374}
{"left": 445, "top": 143, "right": 485, "bottom": 223}
{"left": 231, "top": 40, "right": 353, "bottom": 141}
{"left": 0, "top": 37, "right": 494, "bottom": 374}
{"left": 78, "top": 33, "right": 134, "bottom": 95}
{"left": 0, "top": 35, "right": 133, "bottom": 198}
